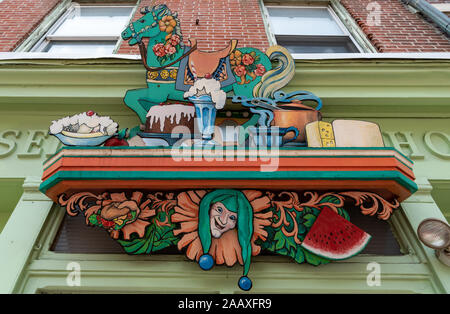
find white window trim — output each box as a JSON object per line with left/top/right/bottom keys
{"left": 259, "top": 0, "right": 277, "bottom": 46}
{"left": 14, "top": 0, "right": 73, "bottom": 52}
{"left": 265, "top": 4, "right": 364, "bottom": 55}
{"left": 261, "top": 1, "right": 378, "bottom": 55}
{"left": 329, "top": 0, "right": 377, "bottom": 53}
{"left": 30, "top": 4, "right": 135, "bottom": 53}
{"left": 432, "top": 3, "right": 450, "bottom": 13}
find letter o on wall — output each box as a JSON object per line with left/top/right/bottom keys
{"left": 424, "top": 131, "right": 450, "bottom": 160}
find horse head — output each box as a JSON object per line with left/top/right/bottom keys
{"left": 121, "top": 4, "right": 174, "bottom": 45}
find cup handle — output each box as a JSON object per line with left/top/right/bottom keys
{"left": 282, "top": 127, "right": 299, "bottom": 146}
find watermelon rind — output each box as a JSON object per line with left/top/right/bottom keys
{"left": 300, "top": 207, "right": 372, "bottom": 261}
{"left": 301, "top": 233, "right": 371, "bottom": 261}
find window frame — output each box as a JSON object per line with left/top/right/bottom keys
{"left": 261, "top": 0, "right": 377, "bottom": 55}
{"left": 29, "top": 3, "right": 135, "bottom": 54}
{"left": 264, "top": 4, "right": 364, "bottom": 54}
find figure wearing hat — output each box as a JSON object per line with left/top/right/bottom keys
{"left": 197, "top": 189, "right": 254, "bottom": 291}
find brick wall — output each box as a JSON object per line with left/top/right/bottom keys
{"left": 0, "top": 0, "right": 61, "bottom": 52}
{"left": 117, "top": 0, "right": 270, "bottom": 54}
{"left": 341, "top": 0, "right": 450, "bottom": 52}
{"left": 0, "top": 0, "right": 448, "bottom": 54}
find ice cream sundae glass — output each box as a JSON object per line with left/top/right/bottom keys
{"left": 184, "top": 77, "right": 226, "bottom": 146}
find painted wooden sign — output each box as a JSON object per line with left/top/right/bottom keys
{"left": 48, "top": 4, "right": 387, "bottom": 149}
{"left": 40, "top": 4, "right": 418, "bottom": 291}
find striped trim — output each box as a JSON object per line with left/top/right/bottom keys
{"left": 42, "top": 154, "right": 413, "bottom": 176}
{"left": 43, "top": 147, "right": 414, "bottom": 169}
{"left": 39, "top": 170, "right": 418, "bottom": 194}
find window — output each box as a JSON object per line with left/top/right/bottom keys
{"left": 266, "top": 6, "right": 362, "bottom": 54}
{"left": 51, "top": 201, "right": 403, "bottom": 256}
{"left": 31, "top": 4, "right": 134, "bottom": 54}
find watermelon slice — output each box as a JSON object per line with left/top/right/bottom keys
{"left": 301, "top": 207, "right": 371, "bottom": 260}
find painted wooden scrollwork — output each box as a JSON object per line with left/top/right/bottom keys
{"left": 58, "top": 189, "right": 399, "bottom": 291}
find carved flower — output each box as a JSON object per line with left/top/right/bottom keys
{"left": 160, "top": 69, "right": 170, "bottom": 79}
{"left": 170, "top": 34, "right": 181, "bottom": 46}
{"left": 147, "top": 71, "right": 158, "bottom": 80}
{"left": 153, "top": 43, "right": 166, "bottom": 57}
{"left": 60, "top": 191, "right": 156, "bottom": 240}
{"left": 233, "top": 64, "right": 247, "bottom": 77}
{"left": 169, "top": 69, "right": 178, "bottom": 79}
{"left": 159, "top": 15, "right": 177, "bottom": 33}
{"left": 164, "top": 43, "right": 176, "bottom": 55}
{"left": 242, "top": 53, "right": 255, "bottom": 66}
{"left": 255, "top": 63, "right": 266, "bottom": 76}
{"left": 230, "top": 50, "right": 242, "bottom": 66}
{"left": 172, "top": 190, "right": 273, "bottom": 266}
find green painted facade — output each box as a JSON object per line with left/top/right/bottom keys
{"left": 0, "top": 57, "right": 449, "bottom": 293}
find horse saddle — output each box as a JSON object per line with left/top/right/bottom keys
{"left": 176, "top": 38, "right": 238, "bottom": 91}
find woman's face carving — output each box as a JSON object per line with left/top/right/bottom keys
{"left": 209, "top": 201, "right": 237, "bottom": 238}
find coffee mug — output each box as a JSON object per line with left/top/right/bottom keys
{"left": 248, "top": 126, "right": 299, "bottom": 147}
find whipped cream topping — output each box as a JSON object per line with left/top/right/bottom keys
{"left": 183, "top": 78, "right": 227, "bottom": 110}
{"left": 49, "top": 112, "right": 118, "bottom": 136}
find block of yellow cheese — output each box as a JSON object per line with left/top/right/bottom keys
{"left": 305, "top": 121, "right": 336, "bottom": 147}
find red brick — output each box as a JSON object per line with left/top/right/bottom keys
{"left": 117, "top": 0, "right": 270, "bottom": 54}
{"left": 1, "top": 0, "right": 448, "bottom": 55}
{"left": 0, "top": 0, "right": 60, "bottom": 52}
{"left": 341, "top": 0, "right": 450, "bottom": 52}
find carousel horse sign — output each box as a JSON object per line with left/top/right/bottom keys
{"left": 40, "top": 4, "right": 417, "bottom": 291}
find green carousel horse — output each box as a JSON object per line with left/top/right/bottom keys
{"left": 121, "top": 4, "right": 295, "bottom": 125}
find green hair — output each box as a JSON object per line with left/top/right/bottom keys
{"left": 198, "top": 189, "right": 253, "bottom": 277}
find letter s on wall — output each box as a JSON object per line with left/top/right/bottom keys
{"left": 0, "top": 130, "right": 21, "bottom": 158}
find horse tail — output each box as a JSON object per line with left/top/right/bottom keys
{"left": 253, "top": 45, "right": 295, "bottom": 98}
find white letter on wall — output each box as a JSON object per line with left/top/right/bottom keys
{"left": 383, "top": 131, "right": 424, "bottom": 160}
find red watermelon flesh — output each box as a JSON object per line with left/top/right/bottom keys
{"left": 301, "top": 207, "right": 371, "bottom": 260}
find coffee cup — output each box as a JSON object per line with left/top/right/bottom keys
{"left": 248, "top": 126, "right": 299, "bottom": 148}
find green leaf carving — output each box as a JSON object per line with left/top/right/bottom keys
{"left": 303, "top": 214, "right": 316, "bottom": 228}
{"left": 303, "top": 206, "right": 320, "bottom": 216}
{"left": 117, "top": 203, "right": 178, "bottom": 255}
{"left": 88, "top": 214, "right": 98, "bottom": 226}
{"left": 274, "top": 232, "right": 286, "bottom": 251}
{"left": 294, "top": 247, "right": 305, "bottom": 263}
{"left": 304, "top": 249, "right": 331, "bottom": 266}
{"left": 337, "top": 207, "right": 351, "bottom": 221}
{"left": 262, "top": 199, "right": 351, "bottom": 266}
{"left": 319, "top": 195, "right": 342, "bottom": 205}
